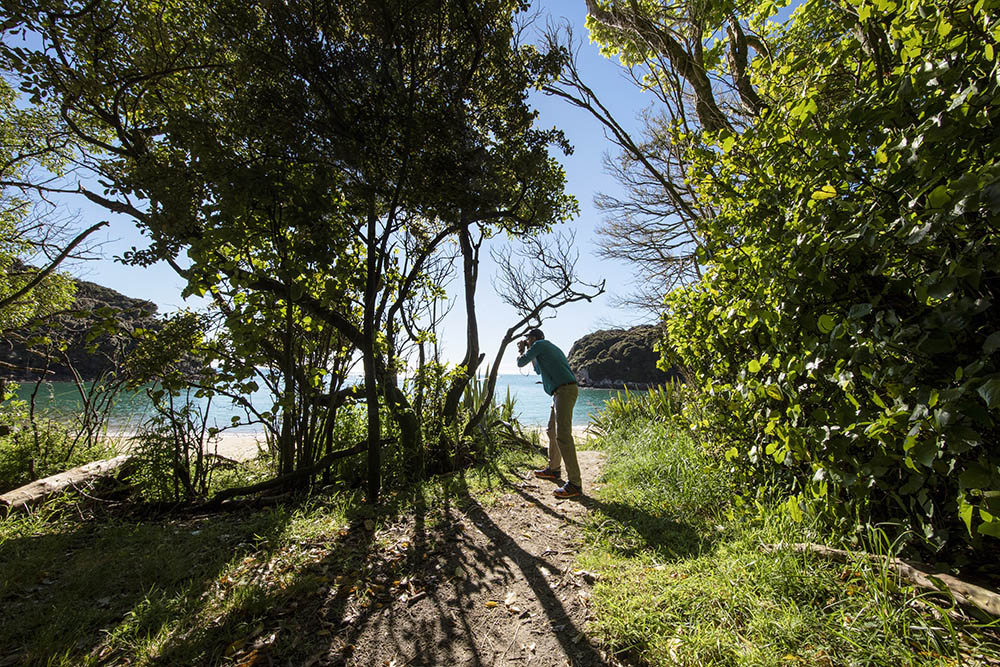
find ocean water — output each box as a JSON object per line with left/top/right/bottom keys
{"left": 484, "top": 374, "right": 616, "bottom": 427}
{"left": 12, "top": 374, "right": 616, "bottom": 431}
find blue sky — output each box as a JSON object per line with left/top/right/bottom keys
{"left": 59, "top": 1, "right": 654, "bottom": 374}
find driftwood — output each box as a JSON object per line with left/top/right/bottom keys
{"left": 1, "top": 437, "right": 374, "bottom": 515}
{"left": 1, "top": 454, "right": 131, "bottom": 512}
{"left": 763, "top": 542, "right": 1000, "bottom": 617}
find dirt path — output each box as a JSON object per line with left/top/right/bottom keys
{"left": 318, "top": 450, "right": 619, "bottom": 667}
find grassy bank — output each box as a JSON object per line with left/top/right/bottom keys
{"left": 578, "top": 411, "right": 1000, "bottom": 666}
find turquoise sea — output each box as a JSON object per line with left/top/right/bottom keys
{"left": 13, "top": 374, "right": 617, "bottom": 432}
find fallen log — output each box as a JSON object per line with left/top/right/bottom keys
{"left": 763, "top": 542, "right": 1000, "bottom": 617}
{"left": 195, "top": 439, "right": 375, "bottom": 511}
{"left": 1, "top": 454, "right": 131, "bottom": 513}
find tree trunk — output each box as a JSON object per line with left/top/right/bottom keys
{"left": 443, "top": 224, "right": 483, "bottom": 421}
{"left": 1, "top": 455, "right": 131, "bottom": 512}
{"left": 762, "top": 542, "right": 1000, "bottom": 617}
{"left": 279, "top": 289, "right": 296, "bottom": 476}
{"left": 364, "top": 214, "right": 381, "bottom": 504}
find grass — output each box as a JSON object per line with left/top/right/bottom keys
{"left": 577, "top": 414, "right": 1000, "bottom": 666}
{"left": 5, "top": 402, "right": 999, "bottom": 666}
{"left": 0, "top": 441, "right": 539, "bottom": 666}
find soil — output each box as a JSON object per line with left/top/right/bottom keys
{"left": 300, "top": 449, "right": 623, "bottom": 667}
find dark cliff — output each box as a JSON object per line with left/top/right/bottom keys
{"left": 0, "top": 276, "right": 160, "bottom": 382}
{"left": 567, "top": 325, "right": 680, "bottom": 389}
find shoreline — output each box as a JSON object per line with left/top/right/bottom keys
{"left": 107, "top": 430, "right": 267, "bottom": 462}
{"left": 106, "top": 424, "right": 594, "bottom": 463}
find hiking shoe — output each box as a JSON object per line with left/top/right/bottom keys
{"left": 554, "top": 482, "right": 582, "bottom": 499}
{"left": 533, "top": 468, "right": 560, "bottom": 480}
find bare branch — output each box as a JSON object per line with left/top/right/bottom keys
{"left": 466, "top": 232, "right": 604, "bottom": 434}
{"left": 0, "top": 220, "right": 109, "bottom": 312}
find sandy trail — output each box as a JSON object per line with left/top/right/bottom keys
{"left": 305, "top": 449, "right": 620, "bottom": 667}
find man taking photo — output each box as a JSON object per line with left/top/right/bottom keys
{"left": 516, "top": 328, "right": 581, "bottom": 499}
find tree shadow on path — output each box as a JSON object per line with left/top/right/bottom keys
{"left": 328, "top": 470, "right": 617, "bottom": 667}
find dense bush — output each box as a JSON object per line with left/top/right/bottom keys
{"left": 0, "top": 393, "right": 115, "bottom": 493}
{"left": 663, "top": 0, "right": 1000, "bottom": 552}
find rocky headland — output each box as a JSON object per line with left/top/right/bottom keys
{"left": 0, "top": 275, "right": 162, "bottom": 382}
{"left": 567, "top": 325, "right": 680, "bottom": 390}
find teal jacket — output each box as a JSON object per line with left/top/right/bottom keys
{"left": 516, "top": 339, "right": 576, "bottom": 396}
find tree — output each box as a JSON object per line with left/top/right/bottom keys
{"left": 538, "top": 0, "right": 775, "bottom": 312}
{"left": 0, "top": 77, "right": 104, "bottom": 340}
{"left": 470, "top": 231, "right": 604, "bottom": 436}
{"left": 1, "top": 0, "right": 577, "bottom": 502}
{"left": 611, "top": 0, "right": 1000, "bottom": 549}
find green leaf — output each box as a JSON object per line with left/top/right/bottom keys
{"left": 977, "top": 378, "right": 1000, "bottom": 409}
{"left": 811, "top": 184, "right": 837, "bottom": 200}
{"left": 911, "top": 441, "right": 938, "bottom": 467}
{"left": 959, "top": 464, "right": 992, "bottom": 490}
{"left": 978, "top": 509, "right": 1000, "bottom": 538}
{"left": 907, "top": 222, "right": 932, "bottom": 244}
{"left": 848, "top": 303, "right": 872, "bottom": 319}
{"left": 983, "top": 332, "right": 1000, "bottom": 354}
{"left": 927, "top": 184, "right": 950, "bottom": 208}
{"left": 817, "top": 314, "right": 836, "bottom": 334}
{"left": 766, "top": 384, "right": 783, "bottom": 401}
{"left": 958, "top": 498, "right": 974, "bottom": 534}
{"left": 785, "top": 496, "right": 803, "bottom": 523}
{"left": 899, "top": 474, "right": 924, "bottom": 495}
{"left": 978, "top": 521, "right": 1000, "bottom": 538}
{"left": 748, "top": 359, "right": 762, "bottom": 373}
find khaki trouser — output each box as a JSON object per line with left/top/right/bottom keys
{"left": 546, "top": 382, "right": 580, "bottom": 487}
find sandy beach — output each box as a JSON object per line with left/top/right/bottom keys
{"left": 106, "top": 430, "right": 268, "bottom": 462}
{"left": 108, "top": 425, "right": 594, "bottom": 463}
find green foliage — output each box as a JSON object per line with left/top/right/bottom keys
{"left": 0, "top": 78, "right": 75, "bottom": 334}
{"left": 458, "top": 374, "right": 524, "bottom": 459}
{"left": 0, "top": 396, "right": 115, "bottom": 493}
{"left": 589, "top": 382, "right": 687, "bottom": 438}
{"left": 581, "top": 415, "right": 1000, "bottom": 666}
{"left": 594, "top": 421, "right": 733, "bottom": 546}
{"left": 658, "top": 0, "right": 1000, "bottom": 553}
{"left": 126, "top": 310, "right": 206, "bottom": 390}
{"left": 129, "top": 393, "right": 217, "bottom": 502}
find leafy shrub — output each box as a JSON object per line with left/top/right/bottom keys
{"left": 662, "top": 0, "right": 1000, "bottom": 553}
{"left": 129, "top": 390, "right": 245, "bottom": 502}
{"left": 0, "top": 386, "right": 116, "bottom": 493}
